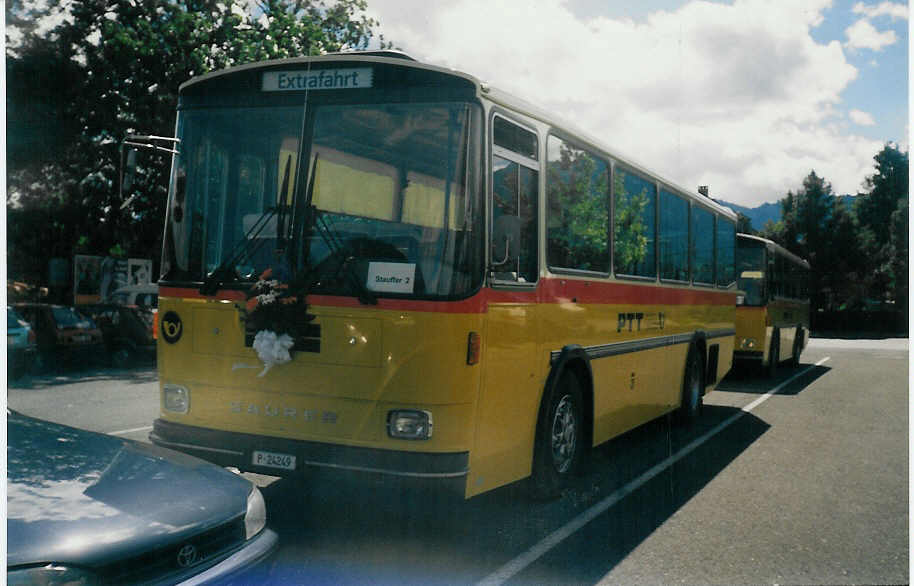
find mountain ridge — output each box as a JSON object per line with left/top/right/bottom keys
{"left": 715, "top": 195, "right": 856, "bottom": 232}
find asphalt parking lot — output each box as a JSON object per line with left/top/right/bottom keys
{"left": 7, "top": 337, "right": 908, "bottom": 585}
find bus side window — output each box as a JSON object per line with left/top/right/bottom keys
{"left": 614, "top": 168, "right": 657, "bottom": 278}
{"left": 491, "top": 117, "right": 539, "bottom": 284}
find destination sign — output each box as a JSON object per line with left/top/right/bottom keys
{"left": 262, "top": 68, "right": 373, "bottom": 91}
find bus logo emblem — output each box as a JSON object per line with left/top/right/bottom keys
{"left": 162, "top": 311, "right": 183, "bottom": 344}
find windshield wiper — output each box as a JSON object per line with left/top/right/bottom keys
{"left": 198, "top": 206, "right": 283, "bottom": 295}
{"left": 199, "top": 154, "right": 295, "bottom": 295}
{"left": 313, "top": 211, "right": 377, "bottom": 305}
{"left": 302, "top": 154, "right": 376, "bottom": 305}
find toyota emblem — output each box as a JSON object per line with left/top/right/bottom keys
{"left": 176, "top": 543, "right": 199, "bottom": 568}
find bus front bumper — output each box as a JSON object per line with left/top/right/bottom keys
{"left": 150, "top": 419, "right": 469, "bottom": 495}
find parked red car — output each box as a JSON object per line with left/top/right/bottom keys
{"left": 13, "top": 303, "right": 104, "bottom": 371}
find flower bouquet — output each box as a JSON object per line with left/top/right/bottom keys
{"left": 242, "top": 268, "right": 314, "bottom": 376}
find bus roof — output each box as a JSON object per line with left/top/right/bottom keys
{"left": 737, "top": 233, "right": 811, "bottom": 270}
{"left": 180, "top": 51, "right": 737, "bottom": 221}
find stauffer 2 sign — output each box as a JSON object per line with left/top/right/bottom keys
{"left": 262, "top": 68, "right": 373, "bottom": 91}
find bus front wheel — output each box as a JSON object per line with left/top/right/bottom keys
{"left": 530, "top": 373, "right": 584, "bottom": 500}
{"left": 767, "top": 331, "right": 780, "bottom": 378}
{"left": 790, "top": 328, "right": 803, "bottom": 367}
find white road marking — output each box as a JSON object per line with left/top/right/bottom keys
{"left": 476, "top": 357, "right": 831, "bottom": 586}
{"left": 109, "top": 425, "right": 153, "bottom": 436}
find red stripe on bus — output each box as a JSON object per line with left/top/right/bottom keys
{"left": 539, "top": 279, "right": 736, "bottom": 306}
{"left": 159, "top": 286, "right": 247, "bottom": 302}
{"left": 161, "top": 280, "right": 736, "bottom": 313}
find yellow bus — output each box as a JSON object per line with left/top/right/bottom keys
{"left": 147, "top": 51, "right": 738, "bottom": 499}
{"left": 734, "top": 233, "right": 810, "bottom": 376}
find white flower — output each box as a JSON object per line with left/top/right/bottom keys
{"left": 257, "top": 292, "right": 277, "bottom": 305}
{"left": 252, "top": 330, "right": 295, "bottom": 376}
{"left": 254, "top": 278, "right": 280, "bottom": 293}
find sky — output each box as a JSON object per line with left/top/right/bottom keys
{"left": 364, "top": 0, "right": 908, "bottom": 206}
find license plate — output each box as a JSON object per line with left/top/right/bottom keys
{"left": 74, "top": 335, "right": 89, "bottom": 343}
{"left": 7, "top": 336, "right": 14, "bottom": 346}
{"left": 252, "top": 450, "right": 296, "bottom": 470}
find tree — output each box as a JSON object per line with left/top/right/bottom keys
{"left": 6, "top": 0, "right": 390, "bottom": 285}
{"left": 818, "top": 196, "right": 864, "bottom": 309}
{"left": 736, "top": 212, "right": 754, "bottom": 235}
{"left": 761, "top": 170, "right": 843, "bottom": 311}
{"left": 855, "top": 144, "right": 909, "bottom": 308}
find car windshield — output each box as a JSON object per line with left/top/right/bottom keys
{"left": 163, "top": 101, "right": 482, "bottom": 299}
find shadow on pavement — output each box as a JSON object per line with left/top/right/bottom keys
{"left": 717, "top": 362, "right": 832, "bottom": 396}
{"left": 249, "top": 405, "right": 769, "bottom": 585}
{"left": 8, "top": 366, "right": 158, "bottom": 390}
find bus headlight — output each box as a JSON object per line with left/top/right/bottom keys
{"left": 387, "top": 410, "right": 433, "bottom": 440}
{"left": 163, "top": 384, "right": 190, "bottom": 413}
{"left": 740, "top": 338, "right": 757, "bottom": 349}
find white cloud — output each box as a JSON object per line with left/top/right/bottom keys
{"left": 851, "top": 1, "right": 908, "bottom": 20}
{"left": 367, "top": 0, "right": 882, "bottom": 204}
{"left": 849, "top": 109, "right": 877, "bottom": 126}
{"left": 844, "top": 18, "right": 899, "bottom": 51}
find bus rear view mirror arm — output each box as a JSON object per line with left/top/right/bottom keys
{"left": 119, "top": 134, "right": 181, "bottom": 210}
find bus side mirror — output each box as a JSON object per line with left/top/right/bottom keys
{"left": 122, "top": 148, "right": 138, "bottom": 195}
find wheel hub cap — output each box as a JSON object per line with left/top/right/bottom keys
{"left": 551, "top": 395, "right": 576, "bottom": 473}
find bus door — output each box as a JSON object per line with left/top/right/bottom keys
{"left": 468, "top": 116, "right": 542, "bottom": 497}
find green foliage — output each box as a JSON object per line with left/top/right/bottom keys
{"left": 736, "top": 212, "right": 754, "bottom": 235}
{"left": 761, "top": 144, "right": 908, "bottom": 313}
{"left": 855, "top": 144, "right": 909, "bottom": 308}
{"left": 6, "top": 0, "right": 390, "bottom": 284}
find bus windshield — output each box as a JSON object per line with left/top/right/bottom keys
{"left": 164, "top": 101, "right": 482, "bottom": 299}
{"left": 736, "top": 245, "right": 766, "bottom": 305}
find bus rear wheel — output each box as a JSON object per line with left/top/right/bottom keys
{"left": 530, "top": 373, "right": 584, "bottom": 500}
{"left": 676, "top": 345, "right": 703, "bottom": 423}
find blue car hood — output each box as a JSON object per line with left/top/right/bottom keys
{"left": 7, "top": 412, "right": 252, "bottom": 568}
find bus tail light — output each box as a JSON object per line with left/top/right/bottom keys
{"left": 387, "top": 410, "right": 432, "bottom": 440}
{"left": 466, "top": 331, "right": 481, "bottom": 365}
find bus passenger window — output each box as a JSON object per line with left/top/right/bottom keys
{"left": 614, "top": 168, "right": 656, "bottom": 278}
{"left": 716, "top": 217, "right": 735, "bottom": 287}
{"left": 659, "top": 189, "right": 689, "bottom": 281}
{"left": 546, "top": 135, "right": 609, "bottom": 273}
